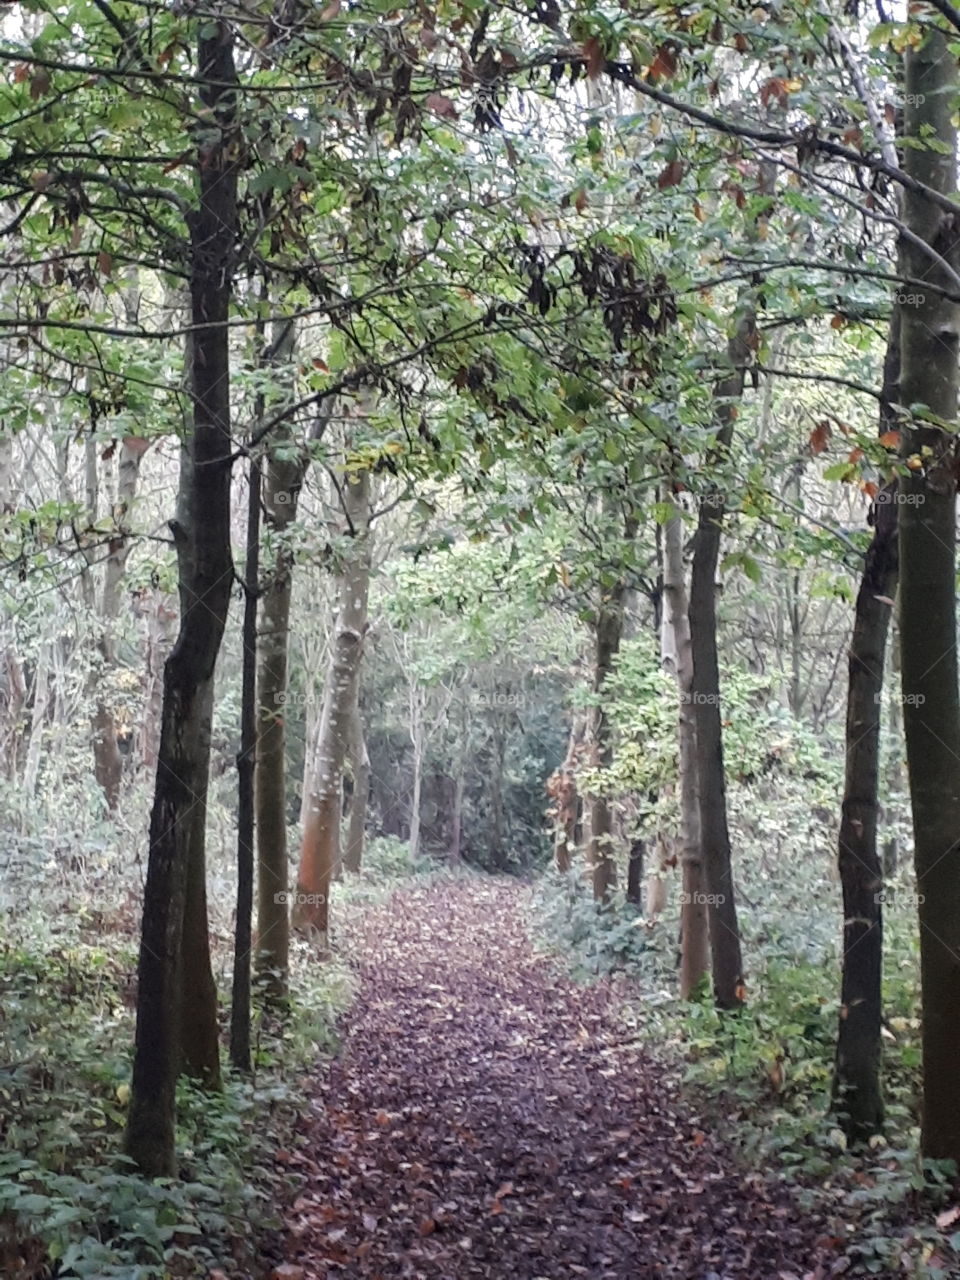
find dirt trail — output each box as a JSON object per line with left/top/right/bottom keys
{"left": 278, "top": 878, "right": 833, "bottom": 1279}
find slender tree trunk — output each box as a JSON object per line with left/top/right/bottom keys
{"left": 138, "top": 592, "right": 176, "bottom": 772}
{"left": 898, "top": 29, "right": 960, "bottom": 1164}
{"left": 626, "top": 837, "right": 644, "bottom": 907}
{"left": 125, "top": 20, "right": 237, "bottom": 1177}
{"left": 408, "top": 681, "right": 425, "bottom": 862}
{"left": 551, "top": 714, "right": 583, "bottom": 873}
{"left": 343, "top": 699, "right": 369, "bottom": 873}
{"left": 22, "top": 642, "right": 49, "bottom": 808}
{"left": 489, "top": 721, "right": 506, "bottom": 869}
{"left": 254, "top": 319, "right": 303, "bottom": 1000}
{"left": 230, "top": 449, "right": 260, "bottom": 1071}
{"left": 179, "top": 681, "right": 222, "bottom": 1088}
{"left": 832, "top": 312, "right": 901, "bottom": 1143}
{"left": 689, "top": 308, "right": 753, "bottom": 1009}
{"left": 80, "top": 435, "right": 120, "bottom": 810}
{"left": 81, "top": 436, "right": 147, "bottom": 810}
{"left": 645, "top": 830, "right": 671, "bottom": 920}
{"left": 587, "top": 581, "right": 626, "bottom": 900}
{"left": 294, "top": 465, "right": 371, "bottom": 947}
{"left": 451, "top": 756, "right": 466, "bottom": 863}
{"left": 661, "top": 489, "right": 709, "bottom": 996}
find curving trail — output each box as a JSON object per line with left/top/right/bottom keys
{"left": 277, "top": 878, "right": 834, "bottom": 1280}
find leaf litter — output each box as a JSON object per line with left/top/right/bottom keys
{"left": 277, "top": 879, "right": 839, "bottom": 1279}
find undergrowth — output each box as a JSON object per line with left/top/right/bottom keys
{"left": 0, "top": 829, "right": 445, "bottom": 1280}
{"left": 533, "top": 844, "right": 960, "bottom": 1278}
{"left": 0, "top": 920, "right": 356, "bottom": 1279}
{"left": 0, "top": 826, "right": 448, "bottom": 1279}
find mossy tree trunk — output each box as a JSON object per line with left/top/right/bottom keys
{"left": 832, "top": 312, "right": 900, "bottom": 1143}
{"left": 125, "top": 18, "right": 237, "bottom": 1177}
{"left": 897, "top": 27, "right": 960, "bottom": 1164}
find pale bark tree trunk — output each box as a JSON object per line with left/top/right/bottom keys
{"left": 645, "top": 829, "right": 670, "bottom": 921}
{"left": 22, "top": 642, "right": 50, "bottom": 808}
{"left": 136, "top": 591, "right": 177, "bottom": 772}
{"left": 897, "top": 28, "right": 960, "bottom": 1164}
{"left": 451, "top": 758, "right": 466, "bottom": 863}
{"left": 1, "top": 646, "right": 27, "bottom": 782}
{"left": 125, "top": 18, "right": 237, "bottom": 1177}
{"left": 832, "top": 312, "right": 900, "bottom": 1143}
{"left": 343, "top": 699, "right": 369, "bottom": 873}
{"left": 488, "top": 718, "right": 506, "bottom": 869}
{"left": 661, "top": 488, "right": 709, "bottom": 997}
{"left": 85, "top": 435, "right": 148, "bottom": 810}
{"left": 587, "top": 581, "right": 627, "bottom": 900}
{"left": 231, "top": 444, "right": 260, "bottom": 1072}
{"left": 95, "top": 435, "right": 149, "bottom": 803}
{"left": 294, "top": 464, "right": 371, "bottom": 948}
{"left": 550, "top": 712, "right": 584, "bottom": 872}
{"left": 408, "top": 678, "right": 425, "bottom": 862}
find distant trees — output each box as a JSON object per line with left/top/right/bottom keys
{"left": 5, "top": 0, "right": 960, "bottom": 1179}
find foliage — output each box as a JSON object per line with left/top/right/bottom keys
{"left": 0, "top": 920, "right": 354, "bottom": 1277}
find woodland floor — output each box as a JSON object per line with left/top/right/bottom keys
{"left": 276, "top": 878, "right": 838, "bottom": 1280}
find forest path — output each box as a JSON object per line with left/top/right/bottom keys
{"left": 277, "top": 878, "right": 832, "bottom": 1280}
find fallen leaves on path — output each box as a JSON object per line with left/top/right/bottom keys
{"left": 277, "top": 879, "right": 838, "bottom": 1279}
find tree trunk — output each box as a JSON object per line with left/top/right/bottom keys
{"left": 832, "top": 311, "right": 901, "bottom": 1143}
{"left": 137, "top": 591, "right": 176, "bottom": 772}
{"left": 451, "top": 756, "right": 466, "bottom": 863}
{"left": 408, "top": 681, "right": 425, "bottom": 862}
{"left": 488, "top": 721, "right": 506, "bottom": 870}
{"left": 626, "top": 837, "right": 644, "bottom": 907}
{"left": 294, "top": 465, "right": 371, "bottom": 948}
{"left": 230, "top": 449, "right": 261, "bottom": 1072}
{"left": 661, "top": 489, "right": 709, "bottom": 997}
{"left": 22, "top": 641, "right": 49, "bottom": 808}
{"left": 254, "top": 319, "right": 303, "bottom": 1000}
{"left": 898, "top": 29, "right": 960, "bottom": 1164}
{"left": 82, "top": 435, "right": 147, "bottom": 810}
{"left": 125, "top": 20, "right": 237, "bottom": 1177}
{"left": 587, "top": 581, "right": 626, "bottom": 901}
{"left": 645, "top": 830, "right": 670, "bottom": 921}
{"left": 343, "top": 699, "right": 369, "bottom": 873}
{"left": 180, "top": 681, "right": 223, "bottom": 1089}
{"left": 689, "top": 309, "right": 753, "bottom": 1009}
{"left": 551, "top": 714, "right": 584, "bottom": 873}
